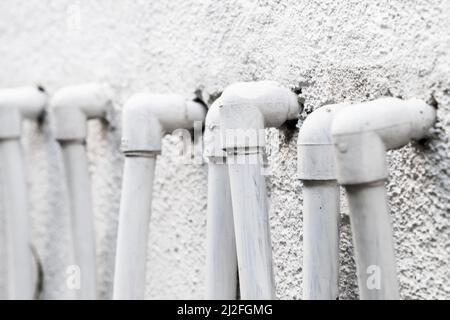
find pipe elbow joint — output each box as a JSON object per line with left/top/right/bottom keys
{"left": 204, "top": 98, "right": 226, "bottom": 162}
{"left": 121, "top": 93, "right": 206, "bottom": 156}
{"left": 219, "top": 81, "right": 300, "bottom": 151}
{"left": 0, "top": 86, "right": 48, "bottom": 139}
{"left": 331, "top": 97, "right": 436, "bottom": 185}
{"left": 50, "top": 83, "right": 113, "bottom": 141}
{"left": 298, "top": 103, "right": 349, "bottom": 180}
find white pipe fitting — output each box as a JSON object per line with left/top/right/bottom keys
{"left": 50, "top": 83, "right": 113, "bottom": 300}
{"left": 331, "top": 97, "right": 436, "bottom": 300}
{"left": 204, "top": 98, "right": 237, "bottom": 299}
{"left": 298, "top": 103, "right": 348, "bottom": 300}
{"left": 204, "top": 98, "right": 227, "bottom": 161}
{"left": 220, "top": 81, "right": 299, "bottom": 151}
{"left": 50, "top": 83, "right": 113, "bottom": 141}
{"left": 0, "top": 86, "right": 47, "bottom": 138}
{"left": 0, "top": 86, "right": 47, "bottom": 299}
{"left": 121, "top": 93, "right": 206, "bottom": 156}
{"left": 219, "top": 81, "right": 301, "bottom": 299}
{"left": 332, "top": 97, "right": 436, "bottom": 185}
{"left": 114, "top": 93, "right": 205, "bottom": 299}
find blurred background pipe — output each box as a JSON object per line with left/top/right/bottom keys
{"left": 0, "top": 86, "right": 47, "bottom": 299}
{"left": 50, "top": 83, "right": 112, "bottom": 300}
{"left": 114, "top": 93, "right": 205, "bottom": 299}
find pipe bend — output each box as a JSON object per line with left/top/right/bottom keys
{"left": 331, "top": 97, "right": 436, "bottom": 185}
{"left": 204, "top": 98, "right": 226, "bottom": 160}
{"left": 298, "top": 103, "right": 349, "bottom": 180}
{"left": 121, "top": 93, "right": 206, "bottom": 154}
{"left": 0, "top": 86, "right": 48, "bottom": 138}
{"left": 0, "top": 86, "right": 48, "bottom": 119}
{"left": 50, "top": 83, "right": 112, "bottom": 141}
{"left": 331, "top": 97, "right": 436, "bottom": 149}
{"left": 219, "top": 81, "right": 301, "bottom": 150}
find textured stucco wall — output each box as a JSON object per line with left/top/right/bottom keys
{"left": 0, "top": 0, "right": 449, "bottom": 299}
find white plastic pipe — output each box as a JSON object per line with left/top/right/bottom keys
{"left": 114, "top": 93, "right": 205, "bottom": 300}
{"left": 219, "top": 81, "right": 301, "bottom": 299}
{"left": 60, "top": 141, "right": 97, "bottom": 299}
{"left": 298, "top": 103, "right": 348, "bottom": 300}
{"left": 0, "top": 86, "right": 47, "bottom": 299}
{"left": 204, "top": 98, "right": 237, "bottom": 299}
{"left": 50, "top": 83, "right": 113, "bottom": 300}
{"left": 331, "top": 97, "right": 436, "bottom": 300}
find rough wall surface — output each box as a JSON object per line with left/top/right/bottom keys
{"left": 0, "top": 0, "right": 449, "bottom": 299}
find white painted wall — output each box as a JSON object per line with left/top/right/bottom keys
{"left": 0, "top": 0, "right": 449, "bottom": 299}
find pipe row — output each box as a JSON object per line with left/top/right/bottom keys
{"left": 298, "top": 98, "right": 436, "bottom": 300}
{"left": 0, "top": 82, "right": 436, "bottom": 300}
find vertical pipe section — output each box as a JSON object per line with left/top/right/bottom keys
{"left": 219, "top": 81, "right": 301, "bottom": 300}
{"left": 113, "top": 93, "right": 206, "bottom": 299}
{"left": 113, "top": 156, "right": 156, "bottom": 299}
{"left": 50, "top": 84, "right": 113, "bottom": 300}
{"left": 298, "top": 103, "right": 348, "bottom": 300}
{"left": 0, "top": 86, "right": 48, "bottom": 300}
{"left": 60, "top": 141, "right": 97, "bottom": 300}
{"left": 345, "top": 182, "right": 398, "bottom": 300}
{"left": 227, "top": 152, "right": 274, "bottom": 299}
{"left": 302, "top": 180, "right": 340, "bottom": 299}
{"left": 205, "top": 99, "right": 237, "bottom": 299}
{"left": 205, "top": 160, "right": 237, "bottom": 299}
{"left": 0, "top": 139, "right": 33, "bottom": 299}
{"left": 331, "top": 97, "right": 436, "bottom": 299}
